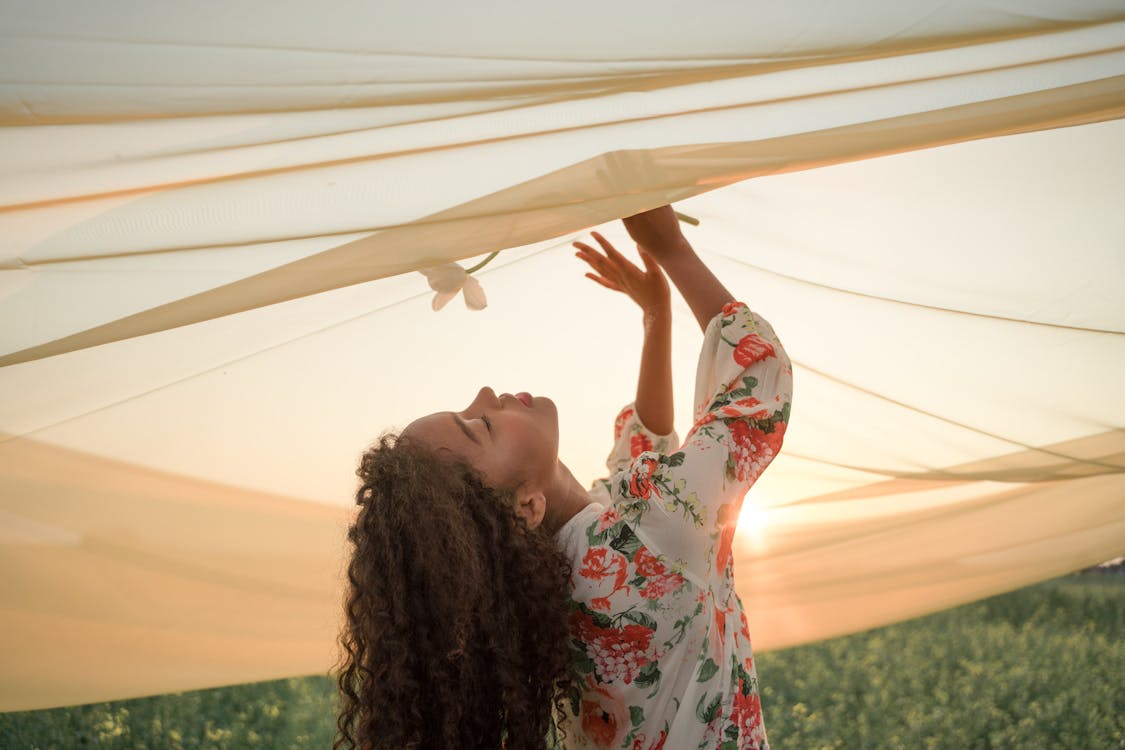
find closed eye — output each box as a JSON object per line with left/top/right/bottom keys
{"left": 481, "top": 414, "right": 492, "bottom": 433}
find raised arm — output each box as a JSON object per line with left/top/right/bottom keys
{"left": 612, "top": 302, "right": 792, "bottom": 582}
{"left": 602, "top": 206, "right": 792, "bottom": 582}
{"left": 574, "top": 232, "right": 674, "bottom": 436}
{"left": 622, "top": 205, "right": 735, "bottom": 333}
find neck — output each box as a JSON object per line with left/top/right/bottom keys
{"left": 541, "top": 461, "right": 594, "bottom": 536}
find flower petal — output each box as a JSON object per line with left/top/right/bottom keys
{"left": 432, "top": 290, "right": 457, "bottom": 311}
{"left": 461, "top": 275, "right": 487, "bottom": 310}
{"left": 420, "top": 263, "right": 467, "bottom": 294}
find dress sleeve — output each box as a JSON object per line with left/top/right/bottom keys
{"left": 607, "top": 301, "right": 793, "bottom": 583}
{"left": 604, "top": 403, "right": 680, "bottom": 476}
{"left": 587, "top": 405, "right": 679, "bottom": 505}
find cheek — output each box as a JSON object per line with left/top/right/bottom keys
{"left": 500, "top": 420, "right": 555, "bottom": 476}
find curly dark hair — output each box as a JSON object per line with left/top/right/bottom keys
{"left": 334, "top": 432, "right": 575, "bottom": 750}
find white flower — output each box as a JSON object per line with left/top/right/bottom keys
{"left": 419, "top": 262, "right": 487, "bottom": 311}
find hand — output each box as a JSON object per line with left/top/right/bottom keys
{"left": 621, "top": 205, "right": 692, "bottom": 263}
{"left": 574, "top": 231, "right": 670, "bottom": 315}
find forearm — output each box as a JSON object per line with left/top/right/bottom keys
{"left": 635, "top": 307, "right": 674, "bottom": 435}
{"left": 656, "top": 239, "right": 736, "bottom": 333}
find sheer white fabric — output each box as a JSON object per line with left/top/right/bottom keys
{"left": 1, "top": 0, "right": 1123, "bottom": 711}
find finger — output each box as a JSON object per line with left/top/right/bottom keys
{"left": 607, "top": 249, "right": 643, "bottom": 282}
{"left": 573, "top": 242, "right": 614, "bottom": 273}
{"left": 588, "top": 248, "right": 643, "bottom": 292}
{"left": 591, "top": 231, "right": 637, "bottom": 270}
{"left": 574, "top": 249, "right": 616, "bottom": 279}
{"left": 588, "top": 264, "right": 625, "bottom": 289}
{"left": 574, "top": 240, "right": 612, "bottom": 263}
{"left": 574, "top": 244, "right": 605, "bottom": 264}
{"left": 585, "top": 273, "right": 622, "bottom": 292}
{"left": 575, "top": 242, "right": 624, "bottom": 275}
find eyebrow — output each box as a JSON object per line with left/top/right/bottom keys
{"left": 451, "top": 413, "right": 481, "bottom": 445}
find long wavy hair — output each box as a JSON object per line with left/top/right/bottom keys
{"left": 335, "top": 432, "right": 575, "bottom": 750}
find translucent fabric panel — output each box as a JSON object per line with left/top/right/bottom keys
{"left": 3, "top": 2, "right": 1123, "bottom": 362}
{"left": 1, "top": 0, "right": 1124, "bottom": 712}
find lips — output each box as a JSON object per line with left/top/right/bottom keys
{"left": 515, "top": 392, "right": 533, "bottom": 407}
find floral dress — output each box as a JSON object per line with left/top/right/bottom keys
{"left": 554, "top": 301, "right": 793, "bottom": 750}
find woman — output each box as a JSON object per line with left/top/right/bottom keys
{"left": 336, "top": 205, "right": 793, "bottom": 750}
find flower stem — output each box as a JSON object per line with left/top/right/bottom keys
{"left": 465, "top": 251, "right": 500, "bottom": 274}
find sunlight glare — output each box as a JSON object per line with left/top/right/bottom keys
{"left": 737, "top": 491, "right": 772, "bottom": 553}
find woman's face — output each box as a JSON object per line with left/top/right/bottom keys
{"left": 402, "top": 387, "right": 560, "bottom": 494}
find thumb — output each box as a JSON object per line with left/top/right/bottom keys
{"left": 638, "top": 245, "right": 660, "bottom": 273}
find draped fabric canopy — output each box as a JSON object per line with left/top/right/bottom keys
{"left": 2, "top": 0, "right": 1123, "bottom": 712}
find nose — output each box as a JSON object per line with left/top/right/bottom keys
{"left": 471, "top": 386, "right": 500, "bottom": 410}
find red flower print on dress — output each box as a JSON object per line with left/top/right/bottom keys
{"left": 570, "top": 608, "right": 659, "bottom": 684}
{"left": 631, "top": 729, "right": 668, "bottom": 750}
{"left": 733, "top": 333, "right": 776, "bottom": 368}
{"left": 569, "top": 608, "right": 598, "bottom": 642}
{"left": 634, "top": 546, "right": 666, "bottom": 578}
{"left": 716, "top": 523, "right": 736, "bottom": 574}
{"left": 588, "top": 622, "right": 656, "bottom": 684}
{"left": 590, "top": 596, "right": 614, "bottom": 611}
{"left": 728, "top": 420, "right": 753, "bottom": 450}
{"left": 715, "top": 502, "right": 739, "bottom": 573}
{"left": 581, "top": 548, "right": 628, "bottom": 586}
{"left": 580, "top": 675, "right": 631, "bottom": 749}
{"left": 630, "top": 432, "right": 654, "bottom": 457}
{"left": 701, "top": 708, "right": 726, "bottom": 747}
{"left": 629, "top": 456, "right": 660, "bottom": 499}
{"left": 721, "top": 403, "right": 767, "bottom": 419}
{"left": 721, "top": 301, "right": 745, "bottom": 317}
{"left": 579, "top": 548, "right": 630, "bottom": 610}
{"left": 763, "top": 418, "right": 786, "bottom": 454}
{"left": 730, "top": 677, "right": 765, "bottom": 749}
{"left": 733, "top": 396, "right": 764, "bottom": 412}
{"left": 580, "top": 547, "right": 624, "bottom": 583}
{"left": 728, "top": 420, "right": 782, "bottom": 483}
{"left": 614, "top": 408, "right": 635, "bottom": 440}
{"left": 739, "top": 609, "right": 752, "bottom": 645}
{"left": 708, "top": 602, "right": 729, "bottom": 655}
{"left": 596, "top": 507, "right": 622, "bottom": 534}
{"left": 640, "top": 572, "right": 685, "bottom": 599}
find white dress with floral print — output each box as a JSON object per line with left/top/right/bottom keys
{"left": 554, "top": 302, "right": 792, "bottom": 750}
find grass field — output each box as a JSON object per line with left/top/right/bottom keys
{"left": 3, "top": 574, "right": 1122, "bottom": 749}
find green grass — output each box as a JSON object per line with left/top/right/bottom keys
{"left": 3, "top": 575, "right": 1122, "bottom": 749}
{"left": 756, "top": 576, "right": 1125, "bottom": 749}
{"left": 0, "top": 677, "right": 338, "bottom": 750}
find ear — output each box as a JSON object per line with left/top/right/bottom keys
{"left": 514, "top": 488, "right": 547, "bottom": 530}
